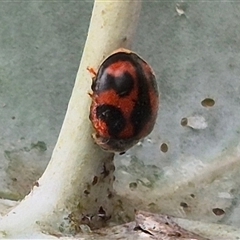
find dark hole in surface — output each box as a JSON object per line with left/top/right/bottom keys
{"left": 129, "top": 182, "right": 137, "bottom": 190}
{"left": 180, "top": 202, "right": 188, "bottom": 208}
{"left": 181, "top": 118, "right": 188, "bottom": 126}
{"left": 160, "top": 143, "right": 168, "bottom": 152}
{"left": 92, "top": 176, "right": 98, "bottom": 185}
{"left": 108, "top": 192, "right": 113, "bottom": 199}
{"left": 101, "top": 163, "right": 110, "bottom": 178}
{"left": 201, "top": 98, "right": 215, "bottom": 107}
{"left": 98, "top": 206, "right": 106, "bottom": 215}
{"left": 148, "top": 202, "right": 156, "bottom": 208}
{"left": 174, "top": 232, "right": 181, "bottom": 237}
{"left": 190, "top": 193, "right": 195, "bottom": 198}
{"left": 212, "top": 208, "right": 225, "bottom": 216}
{"left": 84, "top": 190, "right": 90, "bottom": 195}
{"left": 98, "top": 206, "right": 110, "bottom": 221}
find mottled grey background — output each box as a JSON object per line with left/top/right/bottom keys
{"left": 1, "top": 1, "right": 240, "bottom": 229}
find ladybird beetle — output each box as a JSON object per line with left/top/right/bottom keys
{"left": 89, "top": 48, "right": 159, "bottom": 153}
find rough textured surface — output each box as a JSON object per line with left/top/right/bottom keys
{"left": 114, "top": 1, "right": 240, "bottom": 229}
{"left": 0, "top": 1, "right": 92, "bottom": 198}
{"left": 1, "top": 1, "right": 240, "bottom": 237}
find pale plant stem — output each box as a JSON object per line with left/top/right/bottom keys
{"left": 0, "top": 0, "right": 141, "bottom": 238}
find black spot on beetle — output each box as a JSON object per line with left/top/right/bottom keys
{"left": 131, "top": 98, "right": 152, "bottom": 135}
{"left": 130, "top": 56, "right": 152, "bottom": 135}
{"left": 96, "top": 105, "right": 126, "bottom": 137}
{"left": 95, "top": 72, "right": 134, "bottom": 97}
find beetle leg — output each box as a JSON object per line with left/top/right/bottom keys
{"left": 87, "top": 67, "right": 97, "bottom": 78}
